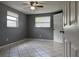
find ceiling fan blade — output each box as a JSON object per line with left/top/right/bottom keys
{"left": 22, "top": 3, "right": 28, "bottom": 6}
{"left": 36, "top": 5, "right": 44, "bottom": 8}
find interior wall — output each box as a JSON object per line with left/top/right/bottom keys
{"left": 27, "top": 11, "right": 62, "bottom": 40}
{"left": 0, "top": 3, "right": 27, "bottom": 46}
{"left": 0, "top": 1, "right": 64, "bottom": 46}
{"left": 27, "top": 14, "right": 53, "bottom": 40}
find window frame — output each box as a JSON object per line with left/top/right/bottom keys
{"left": 35, "top": 16, "right": 51, "bottom": 28}
{"left": 7, "top": 11, "right": 19, "bottom": 28}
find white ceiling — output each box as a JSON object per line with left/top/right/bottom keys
{"left": 1, "top": 1, "right": 65, "bottom": 14}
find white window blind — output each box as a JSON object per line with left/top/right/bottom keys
{"left": 7, "top": 11, "right": 19, "bottom": 27}
{"left": 35, "top": 16, "right": 50, "bottom": 27}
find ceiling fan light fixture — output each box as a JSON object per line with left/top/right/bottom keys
{"left": 30, "top": 6, "right": 35, "bottom": 10}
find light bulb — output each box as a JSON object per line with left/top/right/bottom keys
{"left": 30, "top": 6, "right": 35, "bottom": 10}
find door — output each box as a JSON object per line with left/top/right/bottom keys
{"left": 53, "top": 12, "right": 64, "bottom": 43}
{"left": 64, "top": 1, "right": 79, "bottom": 57}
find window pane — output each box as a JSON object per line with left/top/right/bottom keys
{"left": 7, "top": 16, "right": 17, "bottom": 20}
{"left": 35, "top": 16, "right": 50, "bottom": 22}
{"left": 7, "top": 11, "right": 19, "bottom": 28}
{"left": 35, "top": 23, "right": 50, "bottom": 27}
{"left": 7, "top": 20, "right": 17, "bottom": 27}
{"left": 35, "top": 16, "right": 50, "bottom": 27}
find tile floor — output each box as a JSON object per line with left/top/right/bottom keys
{"left": 0, "top": 39, "right": 64, "bottom": 57}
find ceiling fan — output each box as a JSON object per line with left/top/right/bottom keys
{"left": 23, "top": 1, "right": 44, "bottom": 10}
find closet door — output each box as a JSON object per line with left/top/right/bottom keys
{"left": 67, "top": 2, "right": 70, "bottom": 25}
{"left": 70, "top": 1, "right": 77, "bottom": 25}
{"left": 70, "top": 1, "right": 78, "bottom": 57}
{"left": 78, "top": 2, "right": 79, "bottom": 24}
{"left": 63, "top": 2, "right": 67, "bottom": 26}
{"left": 64, "top": 1, "right": 70, "bottom": 57}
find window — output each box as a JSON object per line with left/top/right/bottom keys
{"left": 35, "top": 16, "right": 50, "bottom": 27}
{"left": 7, "top": 11, "right": 19, "bottom": 27}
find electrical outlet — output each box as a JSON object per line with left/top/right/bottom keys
{"left": 6, "top": 38, "right": 8, "bottom": 41}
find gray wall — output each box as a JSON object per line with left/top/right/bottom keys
{"left": 27, "top": 11, "right": 62, "bottom": 40}
{"left": 0, "top": 3, "right": 27, "bottom": 46}
{"left": 0, "top": 2, "right": 62, "bottom": 46}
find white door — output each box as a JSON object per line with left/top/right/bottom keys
{"left": 53, "top": 13, "right": 64, "bottom": 43}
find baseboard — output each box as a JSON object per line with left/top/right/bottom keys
{"left": 0, "top": 38, "right": 53, "bottom": 49}
{"left": 0, "top": 39, "right": 27, "bottom": 49}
